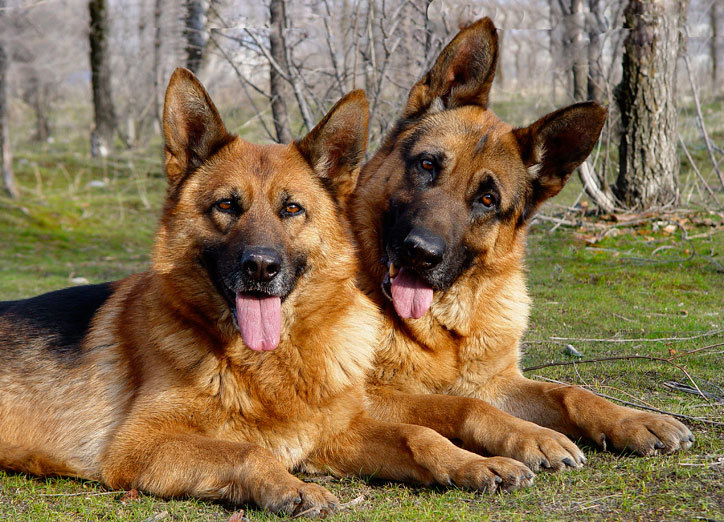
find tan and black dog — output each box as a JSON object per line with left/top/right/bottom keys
{"left": 348, "top": 18, "right": 693, "bottom": 472}
{"left": 0, "top": 68, "right": 535, "bottom": 517}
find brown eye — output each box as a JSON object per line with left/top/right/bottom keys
{"left": 216, "top": 199, "right": 233, "bottom": 212}
{"left": 480, "top": 193, "right": 496, "bottom": 208}
{"left": 282, "top": 202, "right": 304, "bottom": 217}
{"left": 420, "top": 159, "right": 435, "bottom": 172}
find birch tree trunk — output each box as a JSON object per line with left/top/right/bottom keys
{"left": 614, "top": 0, "right": 687, "bottom": 209}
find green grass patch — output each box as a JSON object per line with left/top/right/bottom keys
{"left": 0, "top": 143, "right": 722, "bottom": 521}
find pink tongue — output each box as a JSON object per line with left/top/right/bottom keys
{"left": 235, "top": 293, "right": 281, "bottom": 351}
{"left": 390, "top": 267, "right": 434, "bottom": 319}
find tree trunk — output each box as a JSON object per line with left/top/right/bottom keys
{"left": 569, "top": 0, "right": 588, "bottom": 101}
{"left": 184, "top": 0, "right": 205, "bottom": 74}
{"left": 587, "top": 0, "right": 605, "bottom": 102}
{"left": 269, "top": 0, "right": 292, "bottom": 144}
{"left": 496, "top": 26, "right": 505, "bottom": 90}
{"left": 89, "top": 0, "right": 116, "bottom": 157}
{"left": 614, "top": 0, "right": 687, "bottom": 209}
{"left": 0, "top": 1, "right": 18, "bottom": 199}
{"left": 153, "top": 0, "right": 162, "bottom": 132}
{"left": 549, "top": 0, "right": 564, "bottom": 104}
{"left": 712, "top": 1, "right": 724, "bottom": 97}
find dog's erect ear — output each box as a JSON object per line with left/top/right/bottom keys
{"left": 295, "top": 90, "right": 369, "bottom": 204}
{"left": 404, "top": 17, "right": 498, "bottom": 117}
{"left": 162, "top": 67, "right": 234, "bottom": 188}
{"left": 514, "top": 102, "right": 607, "bottom": 217}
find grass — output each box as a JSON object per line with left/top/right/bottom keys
{"left": 0, "top": 137, "right": 723, "bottom": 521}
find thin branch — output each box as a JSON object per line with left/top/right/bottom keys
{"left": 678, "top": 133, "right": 721, "bottom": 207}
{"left": 207, "top": 31, "right": 276, "bottom": 142}
{"left": 531, "top": 376, "right": 724, "bottom": 427}
{"left": 522, "top": 342, "right": 724, "bottom": 402}
{"left": 544, "top": 330, "right": 723, "bottom": 343}
{"left": 682, "top": 51, "right": 724, "bottom": 189}
{"left": 523, "top": 342, "right": 724, "bottom": 370}
{"left": 577, "top": 160, "right": 618, "bottom": 213}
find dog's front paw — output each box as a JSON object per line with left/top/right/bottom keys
{"left": 452, "top": 456, "right": 534, "bottom": 493}
{"left": 596, "top": 412, "right": 694, "bottom": 456}
{"left": 498, "top": 425, "right": 586, "bottom": 472}
{"left": 263, "top": 480, "right": 339, "bottom": 518}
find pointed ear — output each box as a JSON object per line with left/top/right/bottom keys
{"left": 513, "top": 102, "right": 607, "bottom": 215}
{"left": 295, "top": 90, "right": 369, "bottom": 204}
{"left": 162, "top": 67, "right": 234, "bottom": 188}
{"left": 404, "top": 17, "right": 498, "bottom": 118}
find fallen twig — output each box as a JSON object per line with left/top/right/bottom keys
{"left": 522, "top": 341, "right": 724, "bottom": 372}
{"left": 522, "top": 342, "right": 724, "bottom": 402}
{"left": 662, "top": 381, "right": 724, "bottom": 403}
{"left": 39, "top": 490, "right": 122, "bottom": 497}
{"left": 531, "top": 376, "right": 724, "bottom": 427}
{"left": 545, "top": 330, "right": 723, "bottom": 343}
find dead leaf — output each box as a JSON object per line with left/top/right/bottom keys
{"left": 228, "top": 510, "right": 246, "bottom": 522}
{"left": 120, "top": 489, "right": 139, "bottom": 503}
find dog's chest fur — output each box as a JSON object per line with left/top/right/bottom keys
{"left": 368, "top": 266, "right": 530, "bottom": 399}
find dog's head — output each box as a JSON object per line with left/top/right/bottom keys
{"left": 153, "top": 68, "right": 368, "bottom": 350}
{"left": 352, "top": 18, "right": 606, "bottom": 321}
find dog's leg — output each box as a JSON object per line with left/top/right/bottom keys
{"left": 101, "top": 432, "right": 338, "bottom": 516}
{"left": 0, "top": 444, "right": 79, "bottom": 477}
{"left": 365, "top": 387, "right": 585, "bottom": 471}
{"left": 309, "top": 415, "right": 535, "bottom": 492}
{"left": 493, "top": 371, "right": 694, "bottom": 455}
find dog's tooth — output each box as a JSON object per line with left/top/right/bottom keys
{"left": 389, "top": 263, "right": 399, "bottom": 278}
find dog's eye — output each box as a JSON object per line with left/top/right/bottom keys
{"left": 420, "top": 159, "right": 435, "bottom": 172}
{"left": 282, "top": 202, "right": 305, "bottom": 217}
{"left": 479, "top": 193, "right": 497, "bottom": 208}
{"left": 416, "top": 157, "right": 438, "bottom": 184}
{"left": 215, "top": 199, "right": 235, "bottom": 212}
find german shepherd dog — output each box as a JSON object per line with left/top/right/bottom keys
{"left": 0, "top": 68, "right": 536, "bottom": 517}
{"left": 348, "top": 18, "right": 694, "bottom": 472}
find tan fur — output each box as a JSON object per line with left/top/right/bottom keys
{"left": 0, "top": 68, "right": 535, "bottom": 517}
{"left": 349, "top": 18, "right": 694, "bottom": 472}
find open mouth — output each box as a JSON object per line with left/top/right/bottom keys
{"left": 381, "top": 259, "right": 434, "bottom": 320}
{"left": 230, "top": 291, "right": 282, "bottom": 352}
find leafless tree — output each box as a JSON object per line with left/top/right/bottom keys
{"left": 712, "top": 0, "right": 724, "bottom": 96}
{"left": 185, "top": 0, "right": 207, "bottom": 74}
{"left": 89, "top": 0, "right": 117, "bottom": 157}
{"left": 0, "top": 0, "right": 17, "bottom": 199}
{"left": 268, "top": 0, "right": 292, "bottom": 143}
{"left": 614, "top": 0, "right": 689, "bottom": 208}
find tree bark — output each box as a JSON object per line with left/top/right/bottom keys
{"left": 89, "top": 0, "right": 116, "bottom": 157}
{"left": 184, "top": 0, "right": 205, "bottom": 74}
{"left": 153, "top": 0, "right": 162, "bottom": 132}
{"left": 614, "top": 0, "right": 687, "bottom": 209}
{"left": 0, "top": 0, "right": 17, "bottom": 199}
{"left": 269, "top": 0, "right": 292, "bottom": 144}
{"left": 587, "top": 0, "right": 605, "bottom": 102}
{"left": 712, "top": 1, "right": 724, "bottom": 96}
{"left": 569, "top": 0, "right": 588, "bottom": 101}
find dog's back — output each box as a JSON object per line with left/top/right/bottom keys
{"left": 0, "top": 278, "right": 145, "bottom": 479}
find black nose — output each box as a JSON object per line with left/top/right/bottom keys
{"left": 402, "top": 228, "right": 446, "bottom": 269}
{"left": 241, "top": 247, "right": 282, "bottom": 283}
